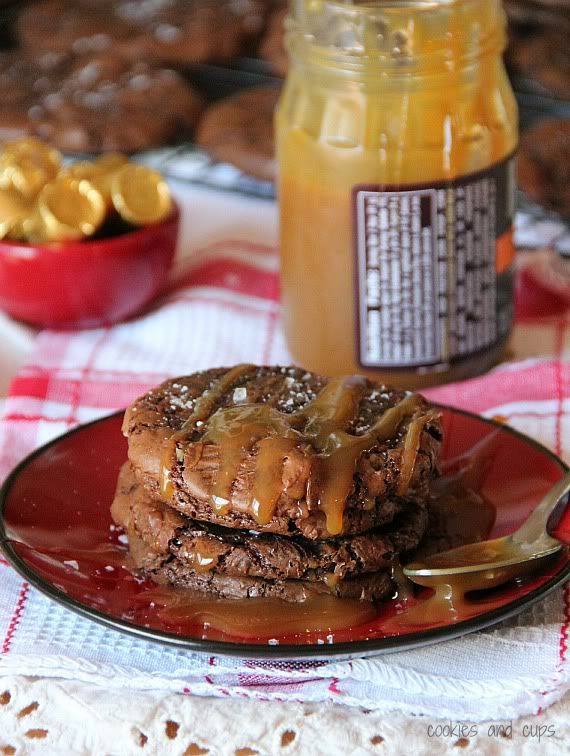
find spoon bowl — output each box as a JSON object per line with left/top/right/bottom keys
{"left": 404, "top": 471, "right": 570, "bottom": 591}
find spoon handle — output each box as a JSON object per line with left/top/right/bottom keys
{"left": 513, "top": 471, "right": 570, "bottom": 546}
{"left": 550, "top": 476, "right": 570, "bottom": 547}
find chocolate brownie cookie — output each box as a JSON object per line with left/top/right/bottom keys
{"left": 123, "top": 365, "right": 442, "bottom": 539}
{"left": 170, "top": 504, "right": 427, "bottom": 581}
{"left": 0, "top": 51, "right": 203, "bottom": 152}
{"left": 148, "top": 559, "right": 394, "bottom": 601}
{"left": 111, "top": 461, "right": 186, "bottom": 571}
{"left": 259, "top": 4, "right": 288, "bottom": 77}
{"left": 506, "top": 28, "right": 570, "bottom": 98}
{"left": 518, "top": 118, "right": 570, "bottom": 217}
{"left": 112, "top": 462, "right": 428, "bottom": 581}
{"left": 504, "top": 0, "right": 570, "bottom": 30}
{"left": 18, "top": 0, "right": 269, "bottom": 66}
{"left": 195, "top": 87, "right": 280, "bottom": 181}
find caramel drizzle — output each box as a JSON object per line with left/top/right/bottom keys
{"left": 251, "top": 436, "right": 300, "bottom": 524}
{"left": 206, "top": 376, "right": 372, "bottom": 529}
{"left": 162, "top": 370, "right": 424, "bottom": 536}
{"left": 296, "top": 375, "right": 368, "bottom": 451}
{"left": 185, "top": 543, "right": 220, "bottom": 574}
{"left": 397, "top": 414, "right": 428, "bottom": 496}
{"left": 159, "top": 364, "right": 254, "bottom": 499}
{"left": 323, "top": 572, "right": 341, "bottom": 590}
{"left": 203, "top": 404, "right": 300, "bottom": 516}
{"left": 160, "top": 455, "right": 175, "bottom": 500}
{"left": 309, "top": 393, "right": 422, "bottom": 534}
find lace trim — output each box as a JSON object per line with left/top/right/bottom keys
{"left": 0, "top": 676, "right": 569, "bottom": 756}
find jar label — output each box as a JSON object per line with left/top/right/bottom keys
{"left": 353, "top": 155, "right": 516, "bottom": 370}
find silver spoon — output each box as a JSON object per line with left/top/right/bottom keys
{"left": 404, "top": 471, "right": 570, "bottom": 591}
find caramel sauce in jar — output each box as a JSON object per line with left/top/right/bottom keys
{"left": 276, "top": 0, "right": 518, "bottom": 388}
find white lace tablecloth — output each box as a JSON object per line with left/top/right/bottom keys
{"left": 0, "top": 674, "right": 567, "bottom": 755}
{"left": 0, "top": 182, "right": 569, "bottom": 755}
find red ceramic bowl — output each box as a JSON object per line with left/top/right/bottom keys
{"left": 0, "top": 205, "right": 179, "bottom": 329}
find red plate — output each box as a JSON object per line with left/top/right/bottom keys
{"left": 0, "top": 407, "right": 569, "bottom": 659}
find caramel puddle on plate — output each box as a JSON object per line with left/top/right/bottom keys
{"left": 385, "top": 578, "right": 499, "bottom": 630}
{"left": 137, "top": 588, "right": 377, "bottom": 637}
{"left": 384, "top": 438, "right": 499, "bottom": 630}
{"left": 388, "top": 551, "right": 564, "bottom": 630}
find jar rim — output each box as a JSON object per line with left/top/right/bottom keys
{"left": 287, "top": 0, "right": 507, "bottom": 74}
{"left": 293, "top": 0, "right": 482, "bottom": 14}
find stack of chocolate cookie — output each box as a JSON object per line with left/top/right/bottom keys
{"left": 518, "top": 119, "right": 570, "bottom": 218}
{"left": 17, "top": 0, "right": 271, "bottom": 65}
{"left": 0, "top": 50, "right": 204, "bottom": 152}
{"left": 504, "top": 0, "right": 570, "bottom": 32}
{"left": 195, "top": 87, "right": 280, "bottom": 182}
{"left": 504, "top": 0, "right": 570, "bottom": 98}
{"left": 112, "top": 365, "right": 442, "bottom": 602}
{"left": 259, "top": 2, "right": 288, "bottom": 77}
{"left": 2, "top": 0, "right": 279, "bottom": 154}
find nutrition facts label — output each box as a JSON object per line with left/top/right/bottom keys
{"left": 354, "top": 158, "right": 514, "bottom": 369}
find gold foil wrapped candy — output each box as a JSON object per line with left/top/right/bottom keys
{"left": 62, "top": 153, "right": 129, "bottom": 205}
{"left": 0, "top": 187, "right": 34, "bottom": 240}
{"left": 111, "top": 164, "right": 172, "bottom": 226}
{"left": 35, "top": 176, "right": 107, "bottom": 242}
{"left": 0, "top": 138, "right": 61, "bottom": 200}
{"left": 0, "top": 138, "right": 173, "bottom": 243}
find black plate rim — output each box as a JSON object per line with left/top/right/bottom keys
{"left": 0, "top": 406, "right": 569, "bottom": 661}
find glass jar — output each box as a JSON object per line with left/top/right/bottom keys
{"left": 276, "top": 0, "right": 518, "bottom": 389}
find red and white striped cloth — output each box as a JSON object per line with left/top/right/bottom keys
{"left": 0, "top": 234, "right": 568, "bottom": 721}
